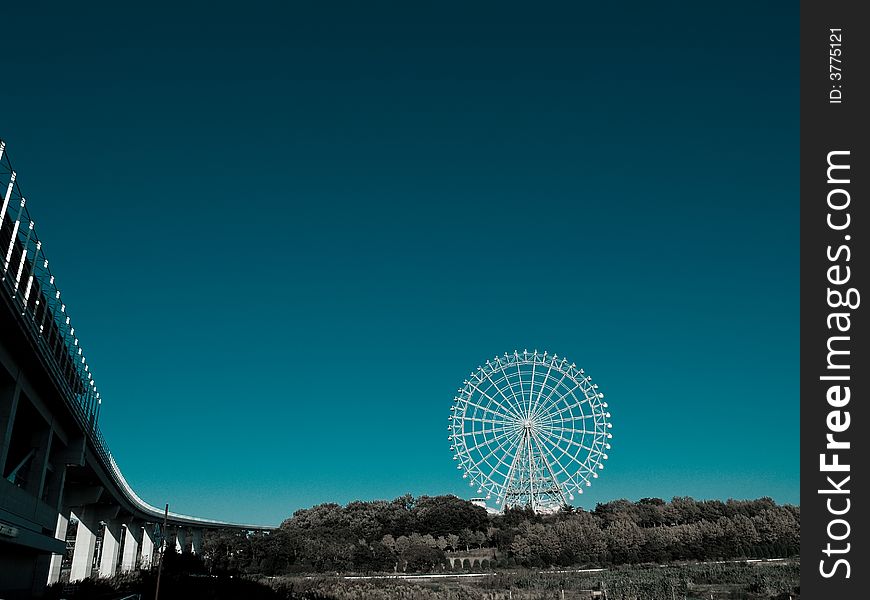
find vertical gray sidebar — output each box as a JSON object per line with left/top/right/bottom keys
{"left": 800, "top": 1, "right": 868, "bottom": 598}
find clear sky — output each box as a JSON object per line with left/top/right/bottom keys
{"left": 1, "top": 1, "right": 798, "bottom": 525}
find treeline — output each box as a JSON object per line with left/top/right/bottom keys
{"left": 200, "top": 495, "right": 799, "bottom": 575}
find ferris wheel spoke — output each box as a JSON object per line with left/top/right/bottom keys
{"left": 482, "top": 367, "right": 528, "bottom": 420}
{"left": 536, "top": 426, "right": 596, "bottom": 454}
{"left": 529, "top": 429, "right": 568, "bottom": 505}
{"left": 537, "top": 405, "right": 598, "bottom": 428}
{"left": 527, "top": 356, "right": 539, "bottom": 419}
{"left": 540, "top": 424, "right": 592, "bottom": 439}
{"left": 538, "top": 422, "right": 595, "bottom": 438}
{"left": 512, "top": 355, "right": 529, "bottom": 419}
{"left": 459, "top": 398, "right": 521, "bottom": 425}
{"left": 528, "top": 371, "right": 582, "bottom": 422}
{"left": 536, "top": 389, "right": 601, "bottom": 422}
{"left": 455, "top": 423, "right": 521, "bottom": 440}
{"left": 463, "top": 439, "right": 524, "bottom": 491}
{"left": 459, "top": 421, "right": 522, "bottom": 447}
{"left": 471, "top": 373, "right": 526, "bottom": 421}
{"left": 548, "top": 413, "right": 603, "bottom": 421}
{"left": 459, "top": 432, "right": 519, "bottom": 461}
{"left": 495, "top": 358, "right": 522, "bottom": 415}
{"left": 531, "top": 429, "right": 592, "bottom": 490}
{"left": 533, "top": 362, "right": 573, "bottom": 408}
{"left": 541, "top": 434, "right": 604, "bottom": 483}
{"left": 533, "top": 421, "right": 580, "bottom": 467}
{"left": 458, "top": 415, "right": 516, "bottom": 427}
{"left": 457, "top": 431, "right": 517, "bottom": 463}
{"left": 535, "top": 428, "right": 599, "bottom": 477}
{"left": 456, "top": 430, "right": 522, "bottom": 456}
{"left": 465, "top": 380, "right": 525, "bottom": 422}
{"left": 529, "top": 357, "right": 555, "bottom": 424}
{"left": 529, "top": 387, "right": 582, "bottom": 424}
{"left": 462, "top": 427, "right": 524, "bottom": 477}
{"left": 536, "top": 408, "right": 579, "bottom": 435}
{"left": 495, "top": 429, "right": 526, "bottom": 504}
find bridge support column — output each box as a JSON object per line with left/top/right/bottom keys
{"left": 140, "top": 524, "right": 156, "bottom": 569}
{"left": 191, "top": 528, "right": 203, "bottom": 555}
{"left": 175, "top": 527, "right": 188, "bottom": 553}
{"left": 69, "top": 510, "right": 99, "bottom": 582}
{"left": 99, "top": 519, "right": 122, "bottom": 577}
{"left": 121, "top": 520, "right": 143, "bottom": 572}
{"left": 47, "top": 510, "right": 70, "bottom": 584}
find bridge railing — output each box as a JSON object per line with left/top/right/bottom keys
{"left": 0, "top": 139, "right": 270, "bottom": 530}
{"left": 1, "top": 141, "right": 102, "bottom": 422}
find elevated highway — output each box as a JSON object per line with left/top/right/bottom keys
{"left": 0, "top": 140, "right": 274, "bottom": 598}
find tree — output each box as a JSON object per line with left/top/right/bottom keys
{"left": 412, "top": 495, "right": 489, "bottom": 538}
{"left": 472, "top": 530, "right": 487, "bottom": 548}
{"left": 637, "top": 498, "right": 666, "bottom": 527}
{"left": 509, "top": 523, "right": 562, "bottom": 567}
{"left": 459, "top": 528, "right": 475, "bottom": 551}
{"left": 554, "top": 516, "right": 606, "bottom": 566}
{"left": 206, "top": 494, "right": 800, "bottom": 575}
{"left": 605, "top": 519, "right": 644, "bottom": 564}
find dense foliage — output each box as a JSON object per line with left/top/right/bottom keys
{"left": 201, "top": 495, "right": 799, "bottom": 575}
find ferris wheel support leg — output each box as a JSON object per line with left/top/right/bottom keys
{"left": 526, "top": 432, "right": 536, "bottom": 513}
{"left": 498, "top": 436, "right": 523, "bottom": 509}
{"left": 532, "top": 431, "right": 569, "bottom": 507}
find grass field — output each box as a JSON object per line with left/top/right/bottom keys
{"left": 46, "top": 560, "right": 799, "bottom": 600}
{"left": 265, "top": 560, "right": 799, "bottom": 600}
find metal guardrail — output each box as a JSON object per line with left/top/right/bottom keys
{"left": 0, "top": 140, "right": 272, "bottom": 530}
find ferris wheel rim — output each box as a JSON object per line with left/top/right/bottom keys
{"left": 449, "top": 349, "right": 611, "bottom": 511}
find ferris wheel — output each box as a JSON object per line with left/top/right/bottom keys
{"left": 448, "top": 350, "right": 612, "bottom": 513}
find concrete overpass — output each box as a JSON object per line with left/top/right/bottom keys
{"left": 0, "top": 140, "right": 274, "bottom": 598}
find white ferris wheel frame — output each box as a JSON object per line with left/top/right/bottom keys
{"left": 448, "top": 350, "right": 612, "bottom": 513}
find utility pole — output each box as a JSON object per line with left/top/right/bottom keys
{"left": 155, "top": 504, "right": 169, "bottom": 600}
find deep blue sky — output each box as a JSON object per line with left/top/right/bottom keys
{"left": 1, "top": 2, "right": 798, "bottom": 525}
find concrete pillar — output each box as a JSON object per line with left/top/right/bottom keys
{"left": 69, "top": 511, "right": 99, "bottom": 582}
{"left": 140, "top": 524, "right": 156, "bottom": 569}
{"left": 191, "top": 528, "right": 203, "bottom": 555}
{"left": 47, "top": 511, "right": 70, "bottom": 584}
{"left": 175, "top": 527, "right": 188, "bottom": 553}
{"left": 99, "top": 519, "right": 122, "bottom": 577}
{"left": 121, "top": 521, "right": 143, "bottom": 572}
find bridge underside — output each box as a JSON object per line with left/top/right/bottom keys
{"left": 0, "top": 142, "right": 272, "bottom": 598}
{"left": 0, "top": 301, "right": 241, "bottom": 597}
